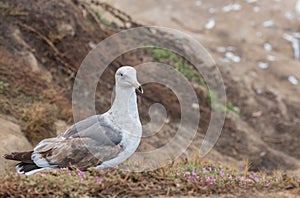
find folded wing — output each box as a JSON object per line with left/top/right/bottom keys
{"left": 32, "top": 114, "right": 124, "bottom": 170}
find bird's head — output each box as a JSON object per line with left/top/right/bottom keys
{"left": 115, "top": 66, "right": 143, "bottom": 93}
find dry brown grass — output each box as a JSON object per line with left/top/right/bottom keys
{"left": 0, "top": 50, "right": 73, "bottom": 145}
{"left": 20, "top": 102, "right": 57, "bottom": 145}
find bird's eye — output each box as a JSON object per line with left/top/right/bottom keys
{"left": 120, "top": 73, "right": 123, "bottom": 76}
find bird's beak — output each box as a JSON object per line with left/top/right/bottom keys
{"left": 135, "top": 83, "right": 143, "bottom": 94}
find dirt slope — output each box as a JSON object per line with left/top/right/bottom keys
{"left": 112, "top": 0, "right": 300, "bottom": 173}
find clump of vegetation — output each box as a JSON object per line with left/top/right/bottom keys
{"left": 208, "top": 90, "right": 240, "bottom": 116}
{"left": 144, "top": 46, "right": 206, "bottom": 86}
{"left": 0, "top": 81, "right": 9, "bottom": 94}
{"left": 226, "top": 102, "right": 240, "bottom": 116}
{"left": 145, "top": 46, "right": 241, "bottom": 116}
{"left": 91, "top": 8, "right": 111, "bottom": 26}
{"left": 0, "top": 159, "right": 298, "bottom": 197}
{"left": 0, "top": 52, "right": 73, "bottom": 144}
{"left": 21, "top": 102, "right": 57, "bottom": 145}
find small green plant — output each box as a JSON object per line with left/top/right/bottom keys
{"left": 0, "top": 81, "right": 9, "bottom": 94}
{"left": 226, "top": 102, "right": 240, "bottom": 116}
{"left": 149, "top": 47, "right": 177, "bottom": 62}
{"left": 207, "top": 90, "right": 217, "bottom": 107}
{"left": 0, "top": 3, "right": 10, "bottom": 10}
{"left": 207, "top": 90, "right": 240, "bottom": 116}
{"left": 146, "top": 46, "right": 241, "bottom": 116}
{"left": 92, "top": 8, "right": 111, "bottom": 26}
{"left": 145, "top": 46, "right": 206, "bottom": 85}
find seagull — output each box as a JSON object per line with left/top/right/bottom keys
{"left": 3, "top": 66, "right": 143, "bottom": 175}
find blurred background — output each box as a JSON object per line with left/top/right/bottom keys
{"left": 0, "top": 0, "right": 299, "bottom": 177}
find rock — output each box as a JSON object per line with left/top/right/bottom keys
{"left": 57, "top": 22, "right": 75, "bottom": 38}
{"left": 0, "top": 116, "right": 32, "bottom": 175}
{"left": 20, "top": 51, "right": 52, "bottom": 82}
{"left": 12, "top": 28, "right": 52, "bottom": 82}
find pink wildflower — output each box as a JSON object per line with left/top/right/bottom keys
{"left": 245, "top": 178, "right": 253, "bottom": 182}
{"left": 98, "top": 170, "right": 105, "bottom": 174}
{"left": 95, "top": 176, "right": 103, "bottom": 184}
{"left": 220, "top": 171, "right": 225, "bottom": 177}
{"left": 81, "top": 171, "right": 86, "bottom": 178}
{"left": 207, "top": 176, "right": 216, "bottom": 184}
{"left": 254, "top": 177, "right": 261, "bottom": 182}
{"left": 205, "top": 176, "right": 216, "bottom": 184}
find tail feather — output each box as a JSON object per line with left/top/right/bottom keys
{"left": 3, "top": 151, "right": 44, "bottom": 174}
{"left": 16, "top": 162, "right": 40, "bottom": 174}
{"left": 3, "top": 151, "right": 34, "bottom": 163}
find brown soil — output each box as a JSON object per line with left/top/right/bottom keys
{"left": 113, "top": 0, "right": 300, "bottom": 173}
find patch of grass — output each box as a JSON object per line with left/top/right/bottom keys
{"left": 0, "top": 2, "right": 26, "bottom": 16}
{"left": 226, "top": 102, "right": 240, "bottom": 116}
{"left": 207, "top": 90, "right": 240, "bottom": 116}
{"left": 150, "top": 47, "right": 178, "bottom": 62}
{"left": 145, "top": 46, "right": 206, "bottom": 86}
{"left": 207, "top": 90, "right": 218, "bottom": 109}
{"left": 145, "top": 46, "right": 241, "bottom": 116}
{"left": 0, "top": 159, "right": 299, "bottom": 197}
{"left": 0, "top": 2, "right": 9, "bottom": 10}
{"left": 92, "top": 8, "right": 111, "bottom": 26}
{"left": 0, "top": 80, "right": 9, "bottom": 94}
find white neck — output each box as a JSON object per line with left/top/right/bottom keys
{"left": 98, "top": 85, "right": 142, "bottom": 169}
{"left": 110, "top": 85, "right": 140, "bottom": 122}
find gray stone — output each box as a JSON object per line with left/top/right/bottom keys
{"left": 0, "top": 116, "right": 32, "bottom": 175}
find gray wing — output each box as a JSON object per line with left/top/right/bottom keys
{"left": 61, "top": 115, "right": 122, "bottom": 145}
{"left": 34, "top": 137, "right": 122, "bottom": 170}
{"left": 32, "top": 115, "right": 123, "bottom": 169}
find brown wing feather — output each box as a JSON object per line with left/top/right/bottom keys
{"left": 35, "top": 138, "right": 122, "bottom": 170}
{"left": 3, "top": 151, "right": 33, "bottom": 163}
